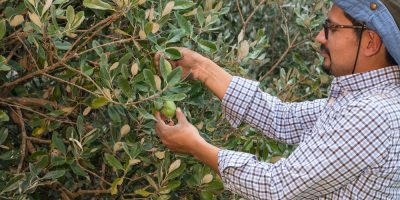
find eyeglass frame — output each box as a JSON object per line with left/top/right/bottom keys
{"left": 323, "top": 20, "right": 368, "bottom": 39}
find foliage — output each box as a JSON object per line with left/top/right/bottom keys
{"left": 0, "top": 0, "right": 331, "bottom": 199}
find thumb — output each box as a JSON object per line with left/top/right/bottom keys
{"left": 176, "top": 108, "right": 188, "bottom": 124}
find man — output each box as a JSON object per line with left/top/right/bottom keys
{"left": 155, "top": 1, "right": 400, "bottom": 199}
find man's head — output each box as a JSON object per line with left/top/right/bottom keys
{"left": 316, "top": 1, "right": 400, "bottom": 77}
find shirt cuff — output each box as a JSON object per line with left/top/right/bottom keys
{"left": 217, "top": 150, "right": 257, "bottom": 191}
{"left": 221, "top": 76, "right": 260, "bottom": 127}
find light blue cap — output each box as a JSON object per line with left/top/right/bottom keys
{"left": 333, "top": 0, "right": 400, "bottom": 64}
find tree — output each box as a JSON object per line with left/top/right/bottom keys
{"left": 0, "top": 0, "right": 330, "bottom": 199}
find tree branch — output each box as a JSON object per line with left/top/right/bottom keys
{"left": 259, "top": 33, "right": 300, "bottom": 81}
{"left": 16, "top": 108, "right": 27, "bottom": 173}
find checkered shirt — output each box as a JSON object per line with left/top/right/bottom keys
{"left": 219, "top": 65, "right": 400, "bottom": 199}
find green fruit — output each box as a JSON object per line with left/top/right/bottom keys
{"left": 161, "top": 101, "right": 176, "bottom": 118}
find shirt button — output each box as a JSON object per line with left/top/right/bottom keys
{"left": 370, "top": 3, "right": 378, "bottom": 11}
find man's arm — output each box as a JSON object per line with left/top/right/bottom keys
{"left": 156, "top": 101, "right": 390, "bottom": 199}
{"left": 157, "top": 48, "right": 325, "bottom": 144}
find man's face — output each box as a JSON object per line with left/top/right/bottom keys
{"left": 316, "top": 5, "right": 361, "bottom": 77}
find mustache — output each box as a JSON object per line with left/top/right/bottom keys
{"left": 320, "top": 45, "right": 331, "bottom": 56}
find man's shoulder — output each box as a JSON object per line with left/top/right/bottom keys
{"left": 347, "top": 88, "right": 400, "bottom": 121}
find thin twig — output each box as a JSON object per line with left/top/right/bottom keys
{"left": 64, "top": 13, "right": 122, "bottom": 60}
{"left": 259, "top": 33, "right": 300, "bottom": 81}
{"left": 5, "top": 45, "right": 20, "bottom": 64}
{"left": 0, "top": 101, "right": 75, "bottom": 125}
{"left": 76, "top": 160, "right": 112, "bottom": 186}
{"left": 243, "top": 0, "right": 267, "bottom": 31}
{"left": 278, "top": 5, "right": 291, "bottom": 46}
{"left": 76, "top": 37, "right": 136, "bottom": 57}
{"left": 41, "top": 72, "right": 100, "bottom": 97}
{"left": 76, "top": 189, "right": 111, "bottom": 196}
{"left": 236, "top": 0, "right": 245, "bottom": 25}
{"left": 62, "top": 63, "right": 107, "bottom": 99}
{"left": 16, "top": 35, "right": 40, "bottom": 71}
{"left": 26, "top": 137, "right": 51, "bottom": 144}
{"left": 0, "top": 62, "right": 62, "bottom": 89}
{"left": 16, "top": 108, "right": 27, "bottom": 173}
{"left": 6, "top": 97, "right": 60, "bottom": 109}
{"left": 125, "top": 86, "right": 169, "bottom": 107}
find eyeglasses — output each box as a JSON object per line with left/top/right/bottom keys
{"left": 323, "top": 20, "right": 367, "bottom": 39}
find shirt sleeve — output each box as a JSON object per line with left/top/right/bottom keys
{"left": 218, "top": 102, "right": 391, "bottom": 199}
{"left": 222, "top": 76, "right": 327, "bottom": 144}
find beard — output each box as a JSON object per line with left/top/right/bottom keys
{"left": 320, "top": 45, "right": 332, "bottom": 75}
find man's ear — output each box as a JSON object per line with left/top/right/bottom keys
{"left": 364, "top": 30, "right": 383, "bottom": 57}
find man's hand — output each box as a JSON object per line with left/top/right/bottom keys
{"left": 155, "top": 108, "right": 204, "bottom": 155}
{"left": 155, "top": 108, "right": 220, "bottom": 174}
{"left": 154, "top": 47, "right": 212, "bottom": 80}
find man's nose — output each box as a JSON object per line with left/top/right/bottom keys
{"left": 315, "top": 29, "right": 327, "bottom": 44}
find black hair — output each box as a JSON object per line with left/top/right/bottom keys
{"left": 344, "top": 12, "right": 398, "bottom": 65}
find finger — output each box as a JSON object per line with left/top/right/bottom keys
{"left": 176, "top": 108, "right": 188, "bottom": 124}
{"left": 167, "top": 120, "right": 174, "bottom": 126}
{"left": 155, "top": 111, "right": 166, "bottom": 127}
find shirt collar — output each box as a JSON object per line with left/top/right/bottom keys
{"left": 329, "top": 65, "right": 400, "bottom": 99}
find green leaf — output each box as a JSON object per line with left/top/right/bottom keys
{"left": 48, "top": 110, "right": 65, "bottom": 117}
{"left": 51, "top": 155, "right": 66, "bottom": 167}
{"left": 92, "top": 40, "right": 103, "bottom": 56}
{"left": 144, "top": 21, "right": 153, "bottom": 35}
{"left": 175, "top": 12, "right": 192, "bottom": 35}
{"left": 162, "top": 93, "right": 186, "bottom": 101}
{"left": 137, "top": 108, "right": 157, "bottom": 121}
{"left": 0, "top": 175, "right": 24, "bottom": 194}
{"left": 53, "top": 40, "right": 72, "bottom": 50}
{"left": 66, "top": 5, "right": 75, "bottom": 25}
{"left": 107, "top": 105, "right": 122, "bottom": 123}
{"left": 43, "top": 170, "right": 65, "bottom": 180}
{"left": 104, "top": 153, "right": 124, "bottom": 171}
{"left": 0, "top": 110, "right": 9, "bottom": 122}
{"left": 129, "top": 143, "right": 142, "bottom": 159}
{"left": 199, "top": 191, "right": 213, "bottom": 200}
{"left": 159, "top": 57, "right": 170, "bottom": 81}
{"left": 76, "top": 115, "right": 85, "bottom": 137}
{"left": 167, "top": 163, "right": 186, "bottom": 180}
{"left": 0, "top": 20, "right": 6, "bottom": 40}
{"left": 0, "top": 149, "right": 19, "bottom": 160}
{"left": 205, "top": 179, "right": 224, "bottom": 191}
{"left": 165, "top": 48, "right": 182, "bottom": 60}
{"left": 80, "top": 64, "right": 94, "bottom": 76}
{"left": 72, "top": 11, "right": 85, "bottom": 29}
{"left": 174, "top": 0, "right": 195, "bottom": 10}
{"left": 117, "top": 76, "right": 133, "bottom": 97}
{"left": 167, "top": 67, "right": 182, "bottom": 86}
{"left": 83, "top": 0, "right": 114, "bottom": 10}
{"left": 144, "top": 174, "right": 158, "bottom": 190}
{"left": 134, "top": 188, "right": 152, "bottom": 197}
{"left": 0, "top": 128, "right": 8, "bottom": 145}
{"left": 196, "top": 39, "right": 217, "bottom": 53}
{"left": 0, "top": 63, "right": 11, "bottom": 71}
{"left": 143, "top": 69, "right": 157, "bottom": 91}
{"left": 70, "top": 162, "right": 88, "bottom": 177}
{"left": 165, "top": 180, "right": 181, "bottom": 191}
{"left": 52, "top": 133, "right": 66, "bottom": 155}
{"left": 91, "top": 97, "right": 109, "bottom": 109}
{"left": 197, "top": 6, "right": 205, "bottom": 27}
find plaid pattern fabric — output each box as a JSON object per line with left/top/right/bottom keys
{"left": 218, "top": 65, "right": 400, "bottom": 199}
